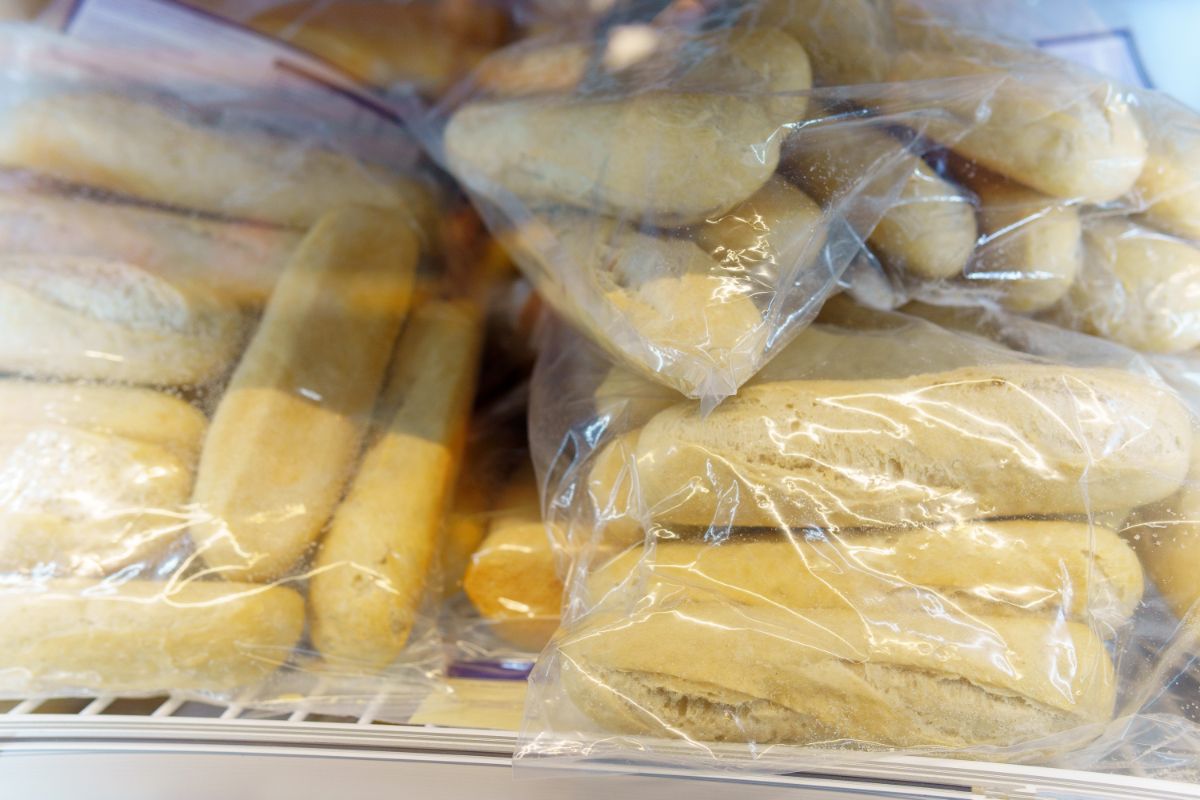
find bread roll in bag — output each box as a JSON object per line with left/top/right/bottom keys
{"left": 0, "top": 92, "right": 433, "bottom": 227}
{"left": 191, "top": 206, "right": 417, "bottom": 582}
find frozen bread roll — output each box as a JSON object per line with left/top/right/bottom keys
{"left": 761, "top": 0, "right": 894, "bottom": 86}
{"left": 1135, "top": 99, "right": 1200, "bottom": 241}
{"left": 561, "top": 603, "right": 1114, "bottom": 747}
{"left": 693, "top": 177, "right": 826, "bottom": 277}
{"left": 783, "top": 122, "right": 977, "bottom": 279}
{"left": 514, "top": 214, "right": 766, "bottom": 397}
{"left": 464, "top": 502, "right": 564, "bottom": 651}
{"left": 590, "top": 521, "right": 1143, "bottom": 630}
{"left": 885, "top": 51, "right": 1146, "bottom": 203}
{"left": 0, "top": 255, "right": 244, "bottom": 385}
{"left": 191, "top": 207, "right": 417, "bottom": 582}
{"left": 310, "top": 301, "right": 482, "bottom": 668}
{"left": 0, "top": 92, "right": 432, "bottom": 227}
{"left": 0, "top": 380, "right": 205, "bottom": 459}
{"left": 0, "top": 579, "right": 304, "bottom": 693}
{"left": 1055, "top": 218, "right": 1200, "bottom": 354}
{"left": 958, "top": 170, "right": 1081, "bottom": 312}
{"left": 589, "top": 364, "right": 1191, "bottom": 532}
{"left": 0, "top": 382, "right": 206, "bottom": 575}
{"left": 0, "top": 184, "right": 298, "bottom": 305}
{"left": 445, "top": 30, "right": 810, "bottom": 225}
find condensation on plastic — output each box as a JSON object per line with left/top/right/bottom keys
{"left": 515, "top": 301, "right": 1200, "bottom": 780}
{"left": 0, "top": 28, "right": 477, "bottom": 720}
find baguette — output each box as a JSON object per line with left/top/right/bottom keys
{"left": 957, "top": 170, "right": 1081, "bottom": 312}
{"left": 1055, "top": 218, "right": 1200, "bottom": 354}
{"left": 310, "top": 301, "right": 482, "bottom": 668}
{"left": 693, "top": 177, "right": 826, "bottom": 277}
{"left": 561, "top": 603, "right": 1114, "bottom": 747}
{"left": 0, "top": 255, "right": 244, "bottom": 385}
{"left": 445, "top": 30, "right": 810, "bottom": 225}
{"left": 885, "top": 50, "right": 1146, "bottom": 203}
{"left": 0, "top": 185, "right": 298, "bottom": 305}
{"left": 589, "top": 520, "right": 1143, "bottom": 629}
{"left": 589, "top": 364, "right": 1191, "bottom": 532}
{"left": 0, "top": 92, "right": 431, "bottom": 227}
{"left": 190, "top": 207, "right": 417, "bottom": 582}
{"left": 783, "top": 122, "right": 977, "bottom": 279}
{"left": 0, "top": 579, "right": 304, "bottom": 693}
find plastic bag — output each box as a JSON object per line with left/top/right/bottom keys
{"left": 0, "top": 27, "right": 477, "bottom": 719}
{"left": 518, "top": 297, "right": 1200, "bottom": 778}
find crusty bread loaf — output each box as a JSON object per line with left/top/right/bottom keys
{"left": 885, "top": 51, "right": 1145, "bottom": 203}
{"left": 589, "top": 520, "right": 1143, "bottom": 629}
{"left": 1054, "top": 218, "right": 1200, "bottom": 354}
{"left": 956, "top": 170, "right": 1081, "bottom": 312}
{"left": 783, "top": 122, "right": 977, "bottom": 279}
{"left": 310, "top": 301, "right": 482, "bottom": 669}
{"left": 0, "top": 92, "right": 432, "bottom": 227}
{"left": 761, "top": 0, "right": 895, "bottom": 86}
{"left": 589, "top": 364, "right": 1191, "bottom": 531}
{"left": 446, "top": 30, "right": 810, "bottom": 225}
{"left": 0, "top": 255, "right": 245, "bottom": 385}
{"left": 0, "top": 579, "right": 304, "bottom": 693}
{"left": 0, "top": 185, "right": 298, "bottom": 305}
{"left": 693, "top": 177, "right": 826, "bottom": 277}
{"left": 0, "top": 380, "right": 205, "bottom": 459}
{"left": 190, "top": 207, "right": 417, "bottom": 582}
{"left": 561, "top": 603, "right": 1114, "bottom": 747}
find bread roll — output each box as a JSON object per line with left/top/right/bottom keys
{"left": 885, "top": 51, "right": 1146, "bottom": 203}
{"left": 0, "top": 579, "right": 304, "bottom": 693}
{"left": 0, "top": 185, "right": 298, "bottom": 305}
{"left": 590, "top": 521, "right": 1143, "bottom": 629}
{"left": 249, "top": 0, "right": 505, "bottom": 95}
{"left": 0, "top": 255, "right": 244, "bottom": 386}
{"left": 561, "top": 603, "right": 1114, "bottom": 747}
{"left": 958, "top": 171, "right": 1081, "bottom": 312}
{"left": 463, "top": 511, "right": 563, "bottom": 651}
{"left": 0, "top": 381, "right": 205, "bottom": 459}
{"left": 761, "top": 0, "right": 894, "bottom": 86}
{"left": 310, "top": 301, "right": 482, "bottom": 668}
{"left": 783, "top": 122, "right": 977, "bottom": 279}
{"left": 693, "top": 177, "right": 826, "bottom": 277}
{"left": 1055, "top": 218, "right": 1200, "bottom": 354}
{"left": 589, "top": 364, "right": 1191, "bottom": 532}
{"left": 514, "top": 215, "right": 766, "bottom": 397}
{"left": 191, "top": 207, "right": 417, "bottom": 582}
{"left": 1135, "top": 100, "right": 1200, "bottom": 241}
{"left": 0, "top": 92, "right": 431, "bottom": 227}
{"left": 446, "top": 30, "right": 810, "bottom": 225}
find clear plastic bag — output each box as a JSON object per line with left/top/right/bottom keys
{"left": 429, "top": 0, "right": 1200, "bottom": 402}
{"left": 519, "top": 299, "right": 1200, "bottom": 778}
{"left": 0, "top": 28, "right": 476, "bottom": 719}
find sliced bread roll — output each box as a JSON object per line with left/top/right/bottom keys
{"left": 561, "top": 603, "right": 1114, "bottom": 747}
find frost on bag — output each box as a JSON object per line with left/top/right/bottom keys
{"left": 519, "top": 298, "right": 1200, "bottom": 774}
{"left": 431, "top": 3, "right": 1012, "bottom": 404}
{"left": 0, "top": 28, "right": 477, "bottom": 717}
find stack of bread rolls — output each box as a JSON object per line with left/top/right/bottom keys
{"left": 0, "top": 66, "right": 481, "bottom": 700}
{"left": 536, "top": 303, "right": 1191, "bottom": 751}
